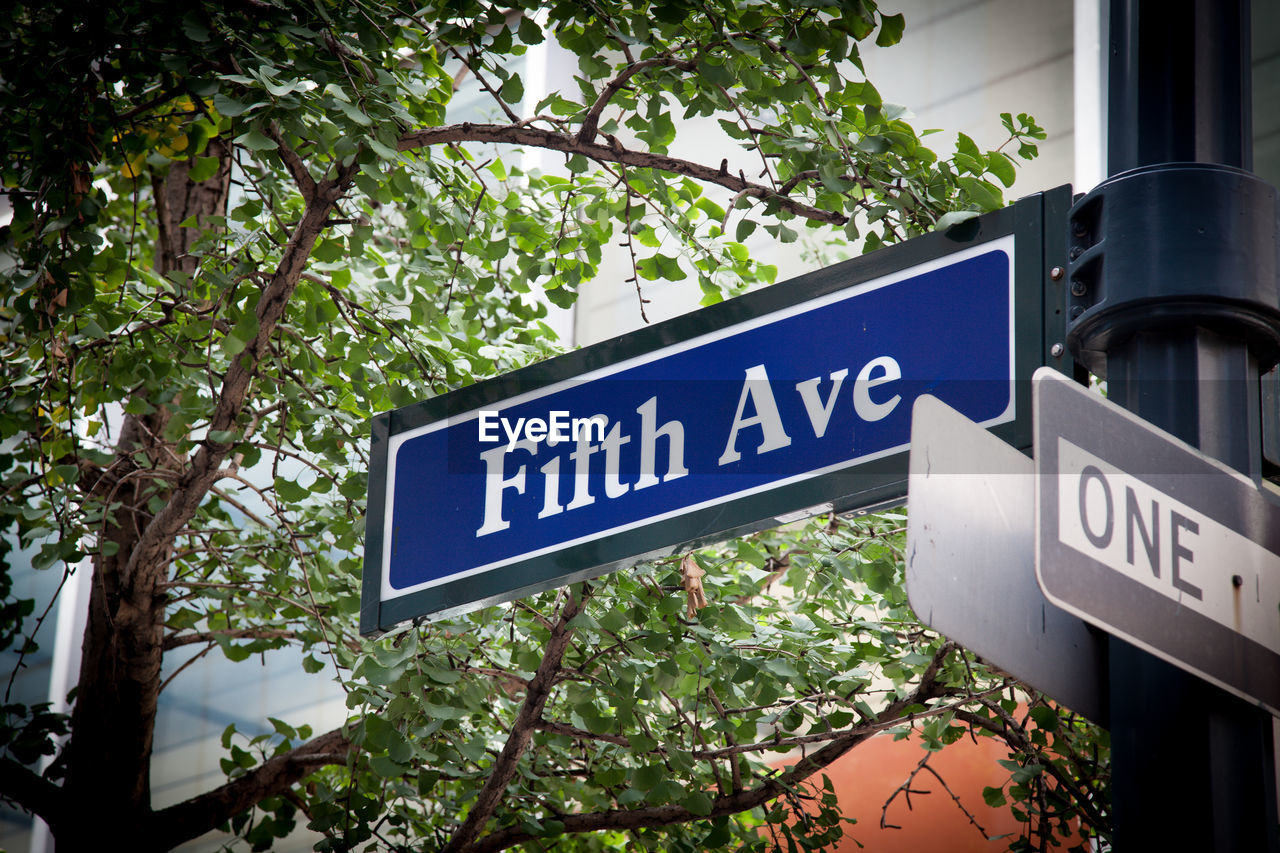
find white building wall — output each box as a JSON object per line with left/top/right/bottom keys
{"left": 861, "top": 0, "right": 1076, "bottom": 199}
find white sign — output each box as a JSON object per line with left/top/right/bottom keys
{"left": 1035, "top": 368, "right": 1280, "bottom": 715}
{"left": 906, "top": 395, "right": 1105, "bottom": 722}
{"left": 1057, "top": 437, "right": 1280, "bottom": 656}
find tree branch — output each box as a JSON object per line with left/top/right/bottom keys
{"left": 149, "top": 726, "right": 353, "bottom": 848}
{"left": 120, "top": 161, "right": 358, "bottom": 597}
{"left": 0, "top": 756, "right": 65, "bottom": 826}
{"left": 881, "top": 751, "right": 988, "bottom": 837}
{"left": 461, "top": 643, "right": 960, "bottom": 853}
{"left": 397, "top": 123, "right": 847, "bottom": 226}
{"left": 264, "top": 122, "right": 316, "bottom": 203}
{"left": 162, "top": 627, "right": 299, "bottom": 651}
{"left": 953, "top": 704, "right": 1110, "bottom": 832}
{"left": 778, "top": 169, "right": 874, "bottom": 195}
{"left": 534, "top": 718, "right": 629, "bottom": 747}
{"left": 447, "top": 46, "right": 521, "bottom": 125}
{"left": 578, "top": 57, "right": 697, "bottom": 145}
{"left": 441, "top": 588, "right": 589, "bottom": 853}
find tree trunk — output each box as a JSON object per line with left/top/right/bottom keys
{"left": 54, "top": 142, "right": 231, "bottom": 847}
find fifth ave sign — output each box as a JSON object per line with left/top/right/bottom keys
{"left": 363, "top": 235, "right": 1015, "bottom": 633}
{"left": 360, "top": 188, "right": 1071, "bottom": 635}
{"left": 1034, "top": 369, "right": 1280, "bottom": 715}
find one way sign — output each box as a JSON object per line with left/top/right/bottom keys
{"left": 1034, "top": 369, "right": 1280, "bottom": 716}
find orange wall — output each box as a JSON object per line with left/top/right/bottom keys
{"left": 774, "top": 732, "right": 1041, "bottom": 851}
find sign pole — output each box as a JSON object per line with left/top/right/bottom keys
{"left": 1067, "top": 1, "right": 1280, "bottom": 847}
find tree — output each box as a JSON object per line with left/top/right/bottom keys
{"left": 0, "top": 0, "right": 1107, "bottom": 850}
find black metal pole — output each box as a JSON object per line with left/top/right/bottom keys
{"left": 1067, "top": 1, "right": 1280, "bottom": 848}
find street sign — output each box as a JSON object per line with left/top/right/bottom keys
{"left": 1034, "top": 368, "right": 1280, "bottom": 715}
{"left": 906, "top": 394, "right": 1105, "bottom": 723}
{"left": 361, "top": 189, "right": 1069, "bottom": 635}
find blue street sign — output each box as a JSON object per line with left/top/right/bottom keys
{"left": 361, "top": 189, "right": 1069, "bottom": 634}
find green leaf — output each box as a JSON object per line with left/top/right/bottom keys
{"left": 181, "top": 12, "right": 210, "bottom": 42}
{"left": 312, "top": 238, "right": 345, "bottom": 263}
{"left": 268, "top": 717, "right": 296, "bottom": 739}
{"left": 701, "top": 58, "right": 736, "bottom": 91}
{"left": 763, "top": 658, "right": 799, "bottom": 678}
{"left": 959, "top": 176, "right": 1004, "bottom": 210}
{"left": 517, "top": 14, "right": 544, "bottom": 45}
{"left": 702, "top": 819, "right": 733, "bottom": 847}
{"left": 538, "top": 94, "right": 582, "bottom": 117}
{"left": 986, "top": 150, "right": 1017, "bottom": 187}
{"left": 934, "top": 210, "right": 979, "bottom": 231}
{"left": 764, "top": 222, "right": 797, "bottom": 243}
{"left": 536, "top": 819, "right": 565, "bottom": 837}
{"left": 635, "top": 254, "right": 686, "bottom": 281}
{"left": 188, "top": 156, "right": 221, "bottom": 183}
{"left": 213, "top": 93, "right": 251, "bottom": 117}
{"left": 275, "top": 476, "right": 309, "bottom": 502}
{"left": 1028, "top": 705, "right": 1059, "bottom": 732}
{"left": 583, "top": 710, "right": 614, "bottom": 735}
{"left": 221, "top": 642, "right": 251, "bottom": 663}
{"left": 876, "top": 13, "right": 906, "bottom": 47}
{"left": 1011, "top": 763, "right": 1046, "bottom": 784}
{"left": 735, "top": 541, "right": 767, "bottom": 569}
{"left": 369, "top": 754, "right": 407, "bottom": 776}
{"left": 982, "top": 785, "right": 1007, "bottom": 807}
{"left": 236, "top": 128, "right": 276, "bottom": 151}
{"left": 683, "top": 790, "right": 714, "bottom": 816}
{"left": 594, "top": 766, "right": 626, "bottom": 787}
{"left": 632, "top": 764, "right": 664, "bottom": 793}
{"left": 333, "top": 96, "right": 373, "bottom": 127}
{"left": 362, "top": 715, "right": 394, "bottom": 750}
{"left": 856, "top": 134, "right": 890, "bottom": 154}
{"left": 500, "top": 74, "right": 524, "bottom": 105}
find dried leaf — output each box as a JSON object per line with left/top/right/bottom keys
{"left": 680, "top": 554, "right": 708, "bottom": 618}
